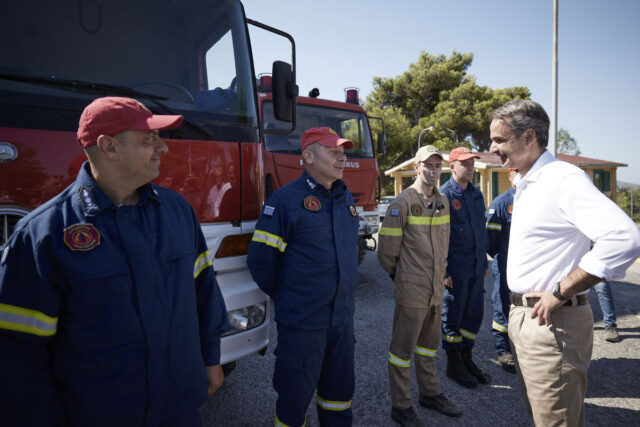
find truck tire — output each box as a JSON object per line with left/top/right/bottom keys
{"left": 358, "top": 237, "right": 367, "bottom": 265}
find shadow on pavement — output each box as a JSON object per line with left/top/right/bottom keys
{"left": 587, "top": 358, "right": 640, "bottom": 399}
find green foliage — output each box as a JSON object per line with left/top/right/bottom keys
{"left": 617, "top": 185, "right": 640, "bottom": 224}
{"left": 365, "top": 50, "right": 530, "bottom": 194}
{"left": 557, "top": 128, "right": 581, "bottom": 155}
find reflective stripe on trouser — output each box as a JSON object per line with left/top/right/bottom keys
{"left": 275, "top": 414, "right": 306, "bottom": 427}
{"left": 509, "top": 303, "right": 593, "bottom": 426}
{"left": 442, "top": 273, "right": 484, "bottom": 350}
{"left": 490, "top": 258, "right": 512, "bottom": 354}
{"left": 273, "top": 322, "right": 354, "bottom": 427}
{"left": 389, "top": 304, "right": 442, "bottom": 409}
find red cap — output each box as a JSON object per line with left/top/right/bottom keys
{"left": 77, "top": 97, "right": 183, "bottom": 147}
{"left": 449, "top": 146, "right": 480, "bottom": 162}
{"left": 300, "top": 127, "right": 354, "bottom": 151}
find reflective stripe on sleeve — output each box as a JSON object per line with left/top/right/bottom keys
{"left": 316, "top": 395, "right": 352, "bottom": 411}
{"left": 388, "top": 351, "right": 411, "bottom": 368}
{"left": 407, "top": 215, "right": 450, "bottom": 225}
{"left": 0, "top": 303, "right": 57, "bottom": 337}
{"left": 486, "top": 222, "right": 502, "bottom": 231}
{"left": 194, "top": 250, "right": 213, "bottom": 279}
{"left": 414, "top": 345, "right": 437, "bottom": 358}
{"left": 460, "top": 328, "right": 477, "bottom": 340}
{"left": 252, "top": 229, "right": 287, "bottom": 253}
{"left": 379, "top": 226, "right": 402, "bottom": 236}
{"left": 443, "top": 334, "right": 462, "bottom": 343}
{"left": 492, "top": 320, "right": 508, "bottom": 333}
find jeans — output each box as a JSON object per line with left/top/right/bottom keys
{"left": 592, "top": 281, "right": 617, "bottom": 327}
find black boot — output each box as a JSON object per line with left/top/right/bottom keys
{"left": 461, "top": 348, "right": 491, "bottom": 384}
{"left": 446, "top": 349, "right": 477, "bottom": 389}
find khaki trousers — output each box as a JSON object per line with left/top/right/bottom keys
{"left": 509, "top": 302, "right": 593, "bottom": 427}
{"left": 388, "top": 304, "right": 441, "bottom": 409}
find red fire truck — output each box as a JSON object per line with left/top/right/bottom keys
{"left": 258, "top": 82, "right": 386, "bottom": 262}
{"left": 0, "top": 0, "right": 297, "bottom": 374}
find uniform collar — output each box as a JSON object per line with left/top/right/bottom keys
{"left": 302, "top": 169, "right": 346, "bottom": 197}
{"left": 448, "top": 176, "right": 474, "bottom": 194}
{"left": 74, "top": 161, "right": 161, "bottom": 217}
{"left": 517, "top": 150, "right": 555, "bottom": 185}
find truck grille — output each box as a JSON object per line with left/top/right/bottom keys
{"left": 1, "top": 208, "right": 29, "bottom": 250}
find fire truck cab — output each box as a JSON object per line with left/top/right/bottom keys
{"left": 0, "top": 0, "right": 296, "bottom": 374}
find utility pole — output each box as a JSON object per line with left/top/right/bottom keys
{"left": 550, "top": 0, "right": 559, "bottom": 157}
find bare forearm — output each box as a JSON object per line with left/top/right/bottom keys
{"left": 558, "top": 266, "right": 602, "bottom": 297}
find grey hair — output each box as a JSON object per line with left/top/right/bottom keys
{"left": 490, "top": 100, "right": 550, "bottom": 148}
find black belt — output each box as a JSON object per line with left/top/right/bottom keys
{"left": 510, "top": 292, "right": 588, "bottom": 308}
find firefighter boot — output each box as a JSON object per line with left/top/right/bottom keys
{"left": 461, "top": 348, "right": 491, "bottom": 384}
{"left": 391, "top": 407, "right": 427, "bottom": 427}
{"left": 446, "top": 349, "right": 477, "bottom": 389}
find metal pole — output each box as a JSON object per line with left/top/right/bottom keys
{"left": 550, "top": 0, "right": 559, "bottom": 157}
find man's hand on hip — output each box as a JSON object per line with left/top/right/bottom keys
{"left": 524, "top": 290, "right": 565, "bottom": 326}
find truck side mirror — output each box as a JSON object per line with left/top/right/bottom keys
{"left": 272, "top": 60, "right": 298, "bottom": 122}
{"left": 377, "top": 132, "right": 387, "bottom": 156}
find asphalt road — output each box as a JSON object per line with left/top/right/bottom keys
{"left": 201, "top": 254, "right": 640, "bottom": 426}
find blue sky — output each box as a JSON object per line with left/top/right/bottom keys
{"left": 243, "top": 0, "right": 640, "bottom": 184}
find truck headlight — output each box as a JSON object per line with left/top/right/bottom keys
{"left": 222, "top": 302, "right": 267, "bottom": 336}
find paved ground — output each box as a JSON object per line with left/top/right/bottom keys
{"left": 201, "top": 255, "right": 640, "bottom": 426}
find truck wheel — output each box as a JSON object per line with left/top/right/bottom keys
{"left": 358, "top": 237, "right": 367, "bottom": 265}
{"left": 222, "top": 361, "right": 236, "bottom": 378}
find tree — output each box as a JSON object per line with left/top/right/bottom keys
{"left": 557, "top": 128, "right": 581, "bottom": 155}
{"left": 365, "top": 50, "right": 530, "bottom": 193}
{"left": 617, "top": 185, "right": 640, "bottom": 224}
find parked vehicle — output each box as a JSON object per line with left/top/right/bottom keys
{"left": 0, "top": 0, "right": 297, "bottom": 375}
{"left": 378, "top": 196, "right": 396, "bottom": 221}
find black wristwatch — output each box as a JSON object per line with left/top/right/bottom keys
{"left": 552, "top": 282, "right": 568, "bottom": 301}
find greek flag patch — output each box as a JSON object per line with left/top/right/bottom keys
{"left": 488, "top": 208, "right": 495, "bottom": 214}
{"left": 390, "top": 209, "right": 400, "bottom": 217}
{"left": 263, "top": 205, "right": 275, "bottom": 217}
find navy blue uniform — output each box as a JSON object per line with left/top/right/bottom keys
{"left": 0, "top": 162, "right": 229, "bottom": 426}
{"left": 486, "top": 186, "right": 515, "bottom": 355}
{"left": 248, "top": 170, "right": 359, "bottom": 427}
{"left": 439, "top": 177, "right": 487, "bottom": 350}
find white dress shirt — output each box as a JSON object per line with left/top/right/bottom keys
{"left": 507, "top": 150, "right": 640, "bottom": 294}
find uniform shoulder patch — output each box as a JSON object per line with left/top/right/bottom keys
{"left": 410, "top": 203, "right": 423, "bottom": 216}
{"left": 63, "top": 223, "right": 101, "bottom": 251}
{"left": 507, "top": 205, "right": 513, "bottom": 214}
{"left": 349, "top": 205, "right": 357, "bottom": 217}
{"left": 263, "top": 204, "right": 275, "bottom": 217}
{"left": 452, "top": 199, "right": 462, "bottom": 210}
{"left": 488, "top": 208, "right": 495, "bottom": 215}
{"left": 390, "top": 208, "right": 400, "bottom": 217}
{"left": 303, "top": 195, "right": 321, "bottom": 212}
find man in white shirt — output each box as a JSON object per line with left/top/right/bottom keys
{"left": 489, "top": 100, "right": 640, "bottom": 427}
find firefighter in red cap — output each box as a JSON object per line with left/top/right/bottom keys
{"left": 378, "top": 145, "right": 462, "bottom": 427}
{"left": 248, "top": 127, "right": 359, "bottom": 427}
{"left": 0, "top": 97, "right": 229, "bottom": 426}
{"left": 439, "top": 146, "right": 490, "bottom": 389}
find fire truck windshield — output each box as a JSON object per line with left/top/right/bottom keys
{"left": 0, "top": 0, "right": 258, "bottom": 137}
{"left": 262, "top": 103, "right": 375, "bottom": 158}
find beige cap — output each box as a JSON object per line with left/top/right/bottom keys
{"left": 415, "top": 145, "right": 443, "bottom": 162}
